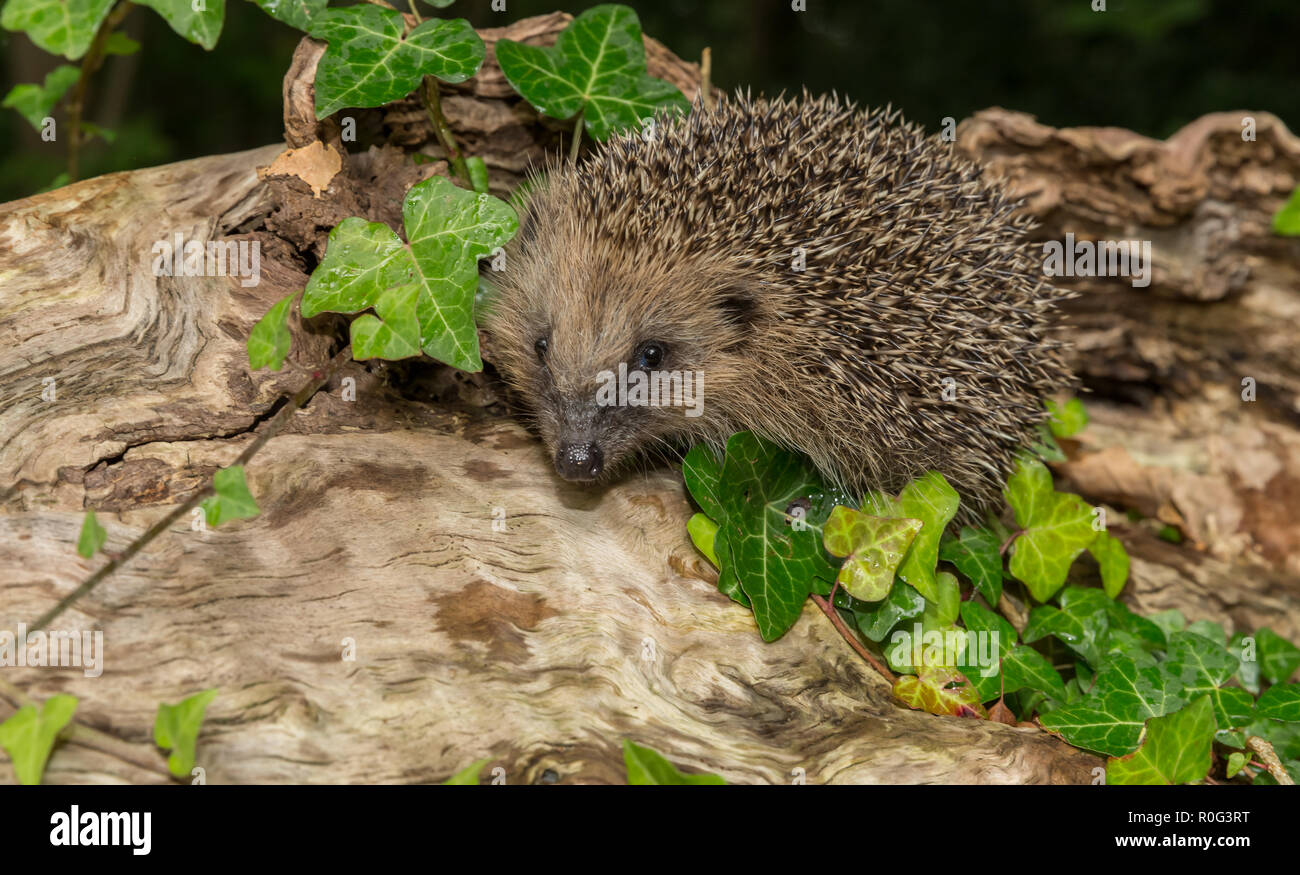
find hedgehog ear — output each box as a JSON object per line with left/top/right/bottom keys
{"left": 715, "top": 288, "right": 760, "bottom": 336}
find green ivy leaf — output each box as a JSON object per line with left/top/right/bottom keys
{"left": 309, "top": 6, "right": 484, "bottom": 118}
{"left": 1004, "top": 456, "right": 1098, "bottom": 601}
{"left": 495, "top": 3, "right": 689, "bottom": 141}
{"left": 2, "top": 64, "right": 79, "bottom": 129}
{"left": 893, "top": 664, "right": 986, "bottom": 718}
{"left": 1226, "top": 751, "right": 1248, "bottom": 778}
{"left": 247, "top": 293, "right": 295, "bottom": 371}
{"left": 686, "top": 513, "right": 719, "bottom": 568}
{"left": 1, "top": 0, "right": 113, "bottom": 59}
{"left": 1162, "top": 631, "right": 1252, "bottom": 731}
{"left": 247, "top": 0, "right": 325, "bottom": 32}
{"left": 1272, "top": 184, "right": 1300, "bottom": 236}
{"left": 1106, "top": 696, "right": 1215, "bottom": 785}
{"left": 822, "top": 506, "right": 921, "bottom": 602}
{"left": 466, "top": 155, "right": 489, "bottom": 194}
{"left": 302, "top": 176, "right": 518, "bottom": 370}
{"left": 102, "top": 29, "right": 138, "bottom": 54}
{"left": 939, "top": 525, "right": 1003, "bottom": 604}
{"left": 136, "top": 0, "right": 225, "bottom": 50}
{"left": 861, "top": 471, "right": 959, "bottom": 605}
{"left": 1028, "top": 423, "right": 1067, "bottom": 462}
{"left": 958, "top": 600, "right": 1066, "bottom": 703}
{"left": 76, "top": 508, "right": 106, "bottom": 558}
{"left": 1230, "top": 631, "right": 1261, "bottom": 694}
{"left": 154, "top": 689, "right": 217, "bottom": 778}
{"left": 1185, "top": 618, "right": 1227, "bottom": 646}
{"left": 714, "top": 432, "right": 846, "bottom": 641}
{"left": 1087, "top": 531, "right": 1129, "bottom": 598}
{"left": 682, "top": 443, "right": 725, "bottom": 522}
{"left": 623, "top": 740, "right": 724, "bottom": 785}
{"left": 442, "top": 757, "right": 491, "bottom": 784}
{"left": 200, "top": 465, "right": 260, "bottom": 527}
{"left": 0, "top": 694, "right": 78, "bottom": 785}
{"left": 1256, "top": 627, "right": 1300, "bottom": 685}
{"left": 1255, "top": 683, "right": 1300, "bottom": 722}
{"left": 848, "top": 580, "right": 925, "bottom": 642}
{"left": 1039, "top": 655, "right": 1184, "bottom": 756}
{"left": 1046, "top": 397, "right": 1089, "bottom": 438}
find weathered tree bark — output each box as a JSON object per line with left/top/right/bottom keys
{"left": 1, "top": 17, "right": 1296, "bottom": 784}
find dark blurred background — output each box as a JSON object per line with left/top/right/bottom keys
{"left": 2, "top": 0, "right": 1297, "bottom": 203}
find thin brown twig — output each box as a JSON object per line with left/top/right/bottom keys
{"left": 66, "top": 1, "right": 134, "bottom": 182}
{"left": 810, "top": 593, "right": 895, "bottom": 684}
{"left": 31, "top": 345, "right": 353, "bottom": 630}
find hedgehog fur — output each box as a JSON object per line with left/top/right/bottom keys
{"left": 484, "top": 90, "right": 1075, "bottom": 517}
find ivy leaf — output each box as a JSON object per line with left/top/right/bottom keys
{"left": 154, "top": 689, "right": 218, "bottom": 778}
{"left": 1273, "top": 184, "right": 1300, "bottom": 236}
{"left": 247, "top": 293, "right": 296, "bottom": 371}
{"left": 1046, "top": 397, "right": 1089, "bottom": 438}
{"left": 1088, "top": 531, "right": 1129, "bottom": 598}
{"left": 849, "top": 580, "right": 925, "bottom": 642}
{"left": 301, "top": 176, "right": 518, "bottom": 370}
{"left": 1039, "top": 655, "right": 1184, "bottom": 756}
{"left": 76, "top": 508, "right": 106, "bottom": 558}
{"left": 714, "top": 432, "right": 845, "bottom": 641}
{"left": 1255, "top": 683, "right": 1300, "bottom": 722}
{"left": 1185, "top": 619, "right": 1227, "bottom": 646}
{"left": 136, "top": 0, "right": 225, "bottom": 50}
{"left": 939, "top": 525, "right": 1003, "bottom": 604}
{"left": 682, "top": 443, "right": 725, "bottom": 522}
{"left": 1230, "top": 632, "right": 1261, "bottom": 694}
{"left": 686, "top": 513, "right": 719, "bottom": 568}
{"left": 1004, "top": 456, "right": 1098, "bottom": 601}
{"left": 1161, "top": 631, "right": 1253, "bottom": 731}
{"left": 893, "top": 664, "right": 986, "bottom": 718}
{"left": 2, "top": 64, "right": 79, "bottom": 129}
{"left": 958, "top": 600, "right": 1066, "bottom": 703}
{"left": 200, "top": 465, "right": 260, "bottom": 527}
{"left": 102, "top": 29, "right": 138, "bottom": 54}
{"left": 1028, "top": 423, "right": 1066, "bottom": 462}
{"left": 0, "top": 694, "right": 78, "bottom": 785}
{"left": 1105, "top": 696, "right": 1215, "bottom": 785}
{"left": 495, "top": 3, "right": 689, "bottom": 141}
{"left": 309, "top": 6, "right": 484, "bottom": 118}
{"left": 1, "top": 0, "right": 113, "bottom": 59}
{"left": 442, "top": 757, "right": 491, "bottom": 785}
{"left": 623, "top": 740, "right": 724, "bottom": 785}
{"left": 1226, "top": 751, "right": 1248, "bottom": 778}
{"left": 248, "top": 0, "right": 325, "bottom": 32}
{"left": 1256, "top": 627, "right": 1300, "bottom": 685}
{"left": 861, "top": 471, "right": 959, "bottom": 605}
{"left": 822, "top": 506, "right": 921, "bottom": 602}
{"left": 466, "top": 155, "right": 490, "bottom": 194}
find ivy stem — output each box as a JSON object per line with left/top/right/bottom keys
{"left": 810, "top": 592, "right": 895, "bottom": 684}
{"left": 568, "top": 113, "right": 584, "bottom": 164}
{"left": 420, "top": 76, "right": 471, "bottom": 186}
{"left": 66, "top": 0, "right": 134, "bottom": 183}
{"left": 30, "top": 345, "right": 353, "bottom": 630}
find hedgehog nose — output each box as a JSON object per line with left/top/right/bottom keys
{"left": 555, "top": 441, "right": 604, "bottom": 481}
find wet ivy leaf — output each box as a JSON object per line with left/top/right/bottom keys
{"left": 154, "top": 689, "right": 217, "bottom": 778}
{"left": 1039, "top": 655, "right": 1184, "bottom": 756}
{"left": 310, "top": 6, "right": 484, "bottom": 117}
{"left": 822, "top": 506, "right": 921, "bottom": 602}
{"left": 714, "top": 432, "right": 844, "bottom": 641}
{"left": 1162, "top": 631, "right": 1252, "bottom": 731}
{"left": 1272, "top": 184, "right": 1300, "bottom": 235}
{"left": 200, "top": 465, "right": 260, "bottom": 527}
{"left": 442, "top": 757, "right": 491, "bottom": 784}
{"left": 939, "top": 525, "right": 1003, "bottom": 604}
{"left": 958, "top": 600, "right": 1066, "bottom": 703}
{"left": 249, "top": 0, "right": 325, "bottom": 32}
{"left": 495, "top": 3, "right": 689, "bottom": 141}
{"left": 1004, "top": 456, "right": 1097, "bottom": 601}
{"left": 1106, "top": 696, "right": 1215, "bottom": 785}
{"left": 1088, "top": 531, "right": 1129, "bottom": 598}
{"left": 136, "top": 0, "right": 225, "bottom": 50}
{"left": 1, "top": 0, "right": 113, "bottom": 59}
{"left": 1256, "top": 627, "right": 1300, "bottom": 685}
{"left": 893, "top": 664, "right": 986, "bottom": 718}
{"left": 623, "top": 739, "right": 724, "bottom": 785}
{"left": 1255, "top": 683, "right": 1300, "bottom": 722}
{"left": 1046, "top": 397, "right": 1089, "bottom": 438}
{"left": 861, "top": 471, "right": 958, "bottom": 605}
{"left": 2, "top": 64, "right": 79, "bottom": 129}
{"left": 0, "top": 694, "right": 77, "bottom": 785}
{"left": 76, "top": 509, "right": 106, "bottom": 558}
{"left": 851, "top": 580, "right": 925, "bottom": 642}
{"left": 1230, "top": 632, "right": 1261, "bottom": 694}
{"left": 301, "top": 176, "right": 518, "bottom": 370}
{"left": 687, "top": 513, "right": 719, "bottom": 568}
{"left": 247, "top": 293, "right": 295, "bottom": 371}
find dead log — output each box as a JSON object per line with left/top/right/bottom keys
{"left": 0, "top": 17, "right": 1295, "bottom": 785}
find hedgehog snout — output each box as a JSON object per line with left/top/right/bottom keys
{"left": 554, "top": 441, "right": 605, "bottom": 481}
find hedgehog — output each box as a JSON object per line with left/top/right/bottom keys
{"left": 483, "top": 90, "right": 1075, "bottom": 516}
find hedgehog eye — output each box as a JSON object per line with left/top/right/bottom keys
{"left": 534, "top": 336, "right": 549, "bottom": 361}
{"left": 636, "top": 341, "right": 666, "bottom": 370}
